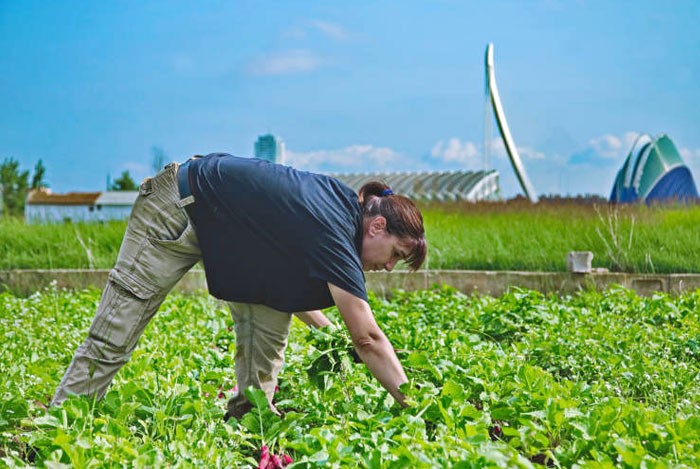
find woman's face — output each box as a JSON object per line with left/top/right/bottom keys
{"left": 361, "top": 216, "right": 412, "bottom": 272}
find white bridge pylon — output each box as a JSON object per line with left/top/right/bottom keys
{"left": 485, "top": 43, "right": 539, "bottom": 203}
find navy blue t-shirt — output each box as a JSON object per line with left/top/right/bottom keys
{"left": 188, "top": 153, "right": 367, "bottom": 312}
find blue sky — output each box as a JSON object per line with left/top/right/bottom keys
{"left": 2, "top": 0, "right": 699, "bottom": 198}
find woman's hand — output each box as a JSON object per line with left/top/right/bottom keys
{"left": 328, "top": 282, "right": 408, "bottom": 407}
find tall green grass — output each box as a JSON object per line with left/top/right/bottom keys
{"left": 1, "top": 200, "right": 699, "bottom": 272}
{"left": 423, "top": 200, "right": 700, "bottom": 273}
{"left": 0, "top": 218, "right": 126, "bottom": 269}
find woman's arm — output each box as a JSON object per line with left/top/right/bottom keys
{"left": 294, "top": 310, "right": 334, "bottom": 329}
{"left": 328, "top": 282, "right": 408, "bottom": 406}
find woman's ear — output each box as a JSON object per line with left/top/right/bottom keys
{"left": 368, "top": 216, "right": 387, "bottom": 236}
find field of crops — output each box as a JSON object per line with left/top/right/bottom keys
{"left": 2, "top": 285, "right": 700, "bottom": 467}
{"left": 2, "top": 201, "right": 699, "bottom": 273}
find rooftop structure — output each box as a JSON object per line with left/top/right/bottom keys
{"left": 26, "top": 188, "right": 138, "bottom": 224}
{"left": 610, "top": 133, "right": 699, "bottom": 204}
{"left": 27, "top": 189, "right": 102, "bottom": 206}
{"left": 331, "top": 170, "right": 501, "bottom": 202}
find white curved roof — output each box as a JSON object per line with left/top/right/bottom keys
{"left": 331, "top": 170, "right": 501, "bottom": 202}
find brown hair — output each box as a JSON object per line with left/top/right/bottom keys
{"left": 358, "top": 181, "right": 427, "bottom": 271}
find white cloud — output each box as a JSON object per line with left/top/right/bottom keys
{"left": 589, "top": 131, "right": 640, "bottom": 160}
{"left": 680, "top": 147, "right": 700, "bottom": 162}
{"left": 518, "top": 146, "right": 546, "bottom": 160}
{"left": 310, "top": 20, "right": 349, "bottom": 40}
{"left": 679, "top": 147, "right": 700, "bottom": 179}
{"left": 248, "top": 49, "right": 322, "bottom": 75}
{"left": 430, "top": 137, "right": 544, "bottom": 170}
{"left": 281, "top": 20, "right": 349, "bottom": 41}
{"left": 256, "top": 21, "right": 347, "bottom": 76}
{"left": 486, "top": 139, "right": 506, "bottom": 159}
{"left": 430, "top": 138, "right": 479, "bottom": 165}
{"left": 287, "top": 145, "right": 402, "bottom": 171}
{"left": 490, "top": 139, "right": 545, "bottom": 161}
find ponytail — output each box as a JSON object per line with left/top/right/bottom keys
{"left": 358, "top": 181, "right": 427, "bottom": 271}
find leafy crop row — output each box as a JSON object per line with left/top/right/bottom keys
{"left": 2, "top": 285, "right": 700, "bottom": 467}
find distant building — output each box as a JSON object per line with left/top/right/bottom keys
{"left": 26, "top": 188, "right": 138, "bottom": 224}
{"left": 610, "top": 133, "right": 699, "bottom": 204}
{"left": 331, "top": 170, "right": 501, "bottom": 202}
{"left": 254, "top": 134, "right": 286, "bottom": 164}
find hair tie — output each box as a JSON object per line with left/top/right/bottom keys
{"left": 382, "top": 188, "right": 394, "bottom": 197}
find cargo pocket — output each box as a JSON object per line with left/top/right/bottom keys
{"left": 89, "top": 269, "right": 161, "bottom": 355}
{"left": 109, "top": 268, "right": 159, "bottom": 301}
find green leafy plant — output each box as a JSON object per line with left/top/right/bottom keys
{"left": 2, "top": 285, "right": 700, "bottom": 466}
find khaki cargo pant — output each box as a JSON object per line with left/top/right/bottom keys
{"left": 52, "top": 163, "right": 292, "bottom": 420}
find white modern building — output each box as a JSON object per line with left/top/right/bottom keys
{"left": 331, "top": 170, "right": 501, "bottom": 202}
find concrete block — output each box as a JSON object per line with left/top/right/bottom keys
{"left": 567, "top": 251, "right": 593, "bottom": 273}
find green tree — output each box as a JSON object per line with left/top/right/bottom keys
{"left": 0, "top": 158, "right": 30, "bottom": 217}
{"left": 31, "top": 159, "right": 48, "bottom": 189}
{"left": 110, "top": 170, "right": 137, "bottom": 191}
